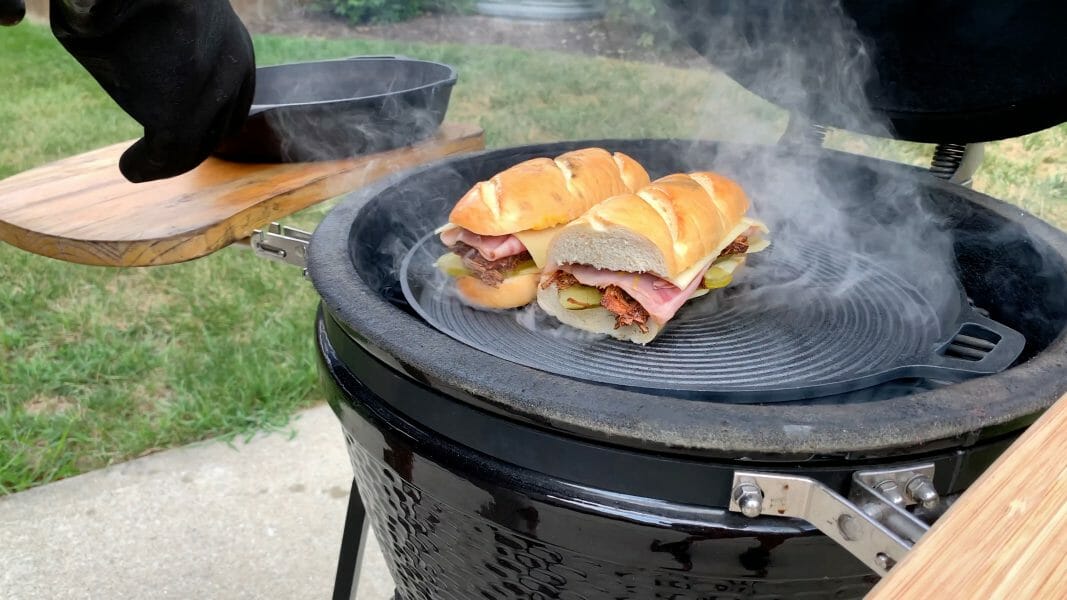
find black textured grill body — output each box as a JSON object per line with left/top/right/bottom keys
{"left": 317, "top": 313, "right": 1029, "bottom": 599}
{"left": 346, "top": 440, "right": 877, "bottom": 600}
{"left": 322, "top": 333, "right": 882, "bottom": 599}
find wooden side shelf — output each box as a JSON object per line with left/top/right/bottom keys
{"left": 867, "top": 393, "right": 1067, "bottom": 599}
{"left": 0, "top": 122, "right": 484, "bottom": 267}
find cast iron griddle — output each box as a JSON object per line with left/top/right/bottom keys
{"left": 401, "top": 232, "right": 1024, "bottom": 402}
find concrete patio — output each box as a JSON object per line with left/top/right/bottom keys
{"left": 0, "top": 405, "right": 393, "bottom": 600}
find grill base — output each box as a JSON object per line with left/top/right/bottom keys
{"left": 344, "top": 438, "right": 876, "bottom": 600}
{"left": 321, "top": 315, "right": 885, "bottom": 600}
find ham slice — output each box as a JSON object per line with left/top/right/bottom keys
{"left": 562, "top": 264, "right": 708, "bottom": 325}
{"left": 440, "top": 227, "right": 527, "bottom": 261}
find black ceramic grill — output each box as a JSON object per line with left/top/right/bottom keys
{"left": 303, "top": 2, "right": 1067, "bottom": 599}
{"left": 313, "top": 140, "right": 1067, "bottom": 600}
{"left": 401, "top": 231, "right": 1024, "bottom": 400}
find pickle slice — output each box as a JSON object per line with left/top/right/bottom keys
{"left": 703, "top": 256, "right": 745, "bottom": 289}
{"left": 509, "top": 259, "right": 539, "bottom": 276}
{"left": 559, "top": 284, "right": 602, "bottom": 310}
{"left": 435, "top": 253, "right": 470, "bottom": 278}
{"left": 702, "top": 267, "right": 734, "bottom": 290}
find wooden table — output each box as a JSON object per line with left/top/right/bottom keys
{"left": 0, "top": 122, "right": 484, "bottom": 267}
{"left": 868, "top": 393, "right": 1067, "bottom": 598}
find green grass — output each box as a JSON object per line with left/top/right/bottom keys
{"left": 1, "top": 23, "right": 1065, "bottom": 494}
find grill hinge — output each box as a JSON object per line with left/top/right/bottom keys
{"left": 250, "top": 222, "right": 311, "bottom": 277}
{"left": 729, "top": 464, "right": 939, "bottom": 577}
{"left": 930, "top": 143, "right": 985, "bottom": 187}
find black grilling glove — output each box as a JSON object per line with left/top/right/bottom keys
{"left": 0, "top": 0, "right": 24, "bottom": 26}
{"left": 49, "top": 0, "right": 256, "bottom": 182}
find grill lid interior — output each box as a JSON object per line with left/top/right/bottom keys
{"left": 662, "top": 0, "right": 1067, "bottom": 142}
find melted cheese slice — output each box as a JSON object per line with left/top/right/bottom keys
{"left": 435, "top": 222, "right": 563, "bottom": 268}
{"left": 514, "top": 225, "right": 565, "bottom": 268}
{"left": 664, "top": 217, "right": 769, "bottom": 288}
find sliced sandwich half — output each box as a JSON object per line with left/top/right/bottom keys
{"left": 435, "top": 147, "right": 651, "bottom": 309}
{"left": 537, "top": 171, "right": 770, "bottom": 344}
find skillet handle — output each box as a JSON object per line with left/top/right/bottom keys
{"left": 917, "top": 311, "right": 1026, "bottom": 380}
{"left": 344, "top": 55, "right": 407, "bottom": 60}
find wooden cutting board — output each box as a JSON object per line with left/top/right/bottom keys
{"left": 0, "top": 122, "right": 484, "bottom": 267}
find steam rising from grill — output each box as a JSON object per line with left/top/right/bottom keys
{"left": 218, "top": 57, "right": 456, "bottom": 163}
{"left": 273, "top": 4, "right": 999, "bottom": 353}
{"left": 669, "top": 1, "right": 960, "bottom": 335}
{"left": 305, "top": 2, "right": 1067, "bottom": 500}
{"left": 263, "top": 103, "right": 444, "bottom": 162}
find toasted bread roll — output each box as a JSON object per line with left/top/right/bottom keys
{"left": 455, "top": 273, "right": 540, "bottom": 309}
{"left": 448, "top": 148, "right": 651, "bottom": 236}
{"left": 547, "top": 171, "right": 750, "bottom": 279}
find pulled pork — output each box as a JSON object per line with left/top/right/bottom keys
{"left": 601, "top": 285, "right": 650, "bottom": 333}
{"left": 718, "top": 235, "right": 749, "bottom": 258}
{"left": 544, "top": 270, "right": 650, "bottom": 332}
{"left": 452, "top": 242, "right": 531, "bottom": 287}
{"left": 540, "top": 270, "right": 579, "bottom": 291}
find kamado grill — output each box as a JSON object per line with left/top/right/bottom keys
{"left": 309, "top": 2, "right": 1067, "bottom": 599}
{"left": 0, "top": 1, "right": 1065, "bottom": 599}
{"left": 315, "top": 142, "right": 1067, "bottom": 599}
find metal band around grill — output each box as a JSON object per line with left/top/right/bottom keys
{"left": 729, "top": 464, "right": 939, "bottom": 577}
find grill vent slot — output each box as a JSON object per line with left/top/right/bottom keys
{"left": 943, "top": 324, "right": 1002, "bottom": 362}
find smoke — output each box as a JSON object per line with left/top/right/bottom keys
{"left": 512, "top": 303, "right": 606, "bottom": 342}
{"left": 247, "top": 56, "right": 466, "bottom": 301}
{"left": 244, "top": 57, "right": 452, "bottom": 163}
{"left": 385, "top": 3, "right": 957, "bottom": 342}
{"left": 663, "top": 1, "right": 962, "bottom": 336}
{"left": 266, "top": 5, "right": 974, "bottom": 360}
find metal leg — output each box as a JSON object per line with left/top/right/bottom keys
{"left": 333, "top": 478, "right": 370, "bottom": 600}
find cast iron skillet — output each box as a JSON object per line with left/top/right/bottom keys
{"left": 214, "top": 56, "right": 457, "bottom": 162}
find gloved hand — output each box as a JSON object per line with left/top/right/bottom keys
{"left": 50, "top": 0, "right": 256, "bottom": 182}
{"left": 0, "top": 0, "right": 25, "bottom": 26}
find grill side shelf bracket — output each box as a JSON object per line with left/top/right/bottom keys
{"left": 729, "top": 464, "right": 938, "bottom": 577}
{"left": 251, "top": 222, "right": 311, "bottom": 277}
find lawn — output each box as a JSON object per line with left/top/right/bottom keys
{"left": 1, "top": 23, "right": 1065, "bottom": 495}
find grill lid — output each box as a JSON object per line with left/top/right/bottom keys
{"left": 662, "top": 0, "right": 1067, "bottom": 142}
